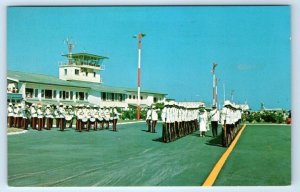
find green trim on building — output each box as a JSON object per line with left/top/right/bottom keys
{"left": 7, "top": 70, "right": 167, "bottom": 96}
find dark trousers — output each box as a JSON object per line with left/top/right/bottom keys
{"left": 21, "top": 118, "right": 28, "bottom": 129}
{"left": 151, "top": 120, "right": 157, "bottom": 133}
{"left": 112, "top": 119, "right": 118, "bottom": 131}
{"left": 8, "top": 116, "right": 14, "bottom": 127}
{"left": 146, "top": 119, "right": 151, "bottom": 132}
{"left": 211, "top": 121, "right": 218, "bottom": 137}
{"left": 31, "top": 117, "right": 37, "bottom": 129}
{"left": 59, "top": 118, "right": 66, "bottom": 131}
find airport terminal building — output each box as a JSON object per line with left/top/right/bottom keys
{"left": 7, "top": 52, "right": 167, "bottom": 109}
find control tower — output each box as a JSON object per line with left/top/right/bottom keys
{"left": 59, "top": 39, "right": 108, "bottom": 83}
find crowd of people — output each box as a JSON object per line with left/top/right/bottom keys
{"left": 7, "top": 103, "right": 120, "bottom": 132}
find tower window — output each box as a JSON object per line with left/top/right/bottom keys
{"left": 93, "top": 72, "right": 96, "bottom": 77}
{"left": 86, "top": 72, "right": 88, "bottom": 76}
{"left": 75, "top": 69, "right": 79, "bottom": 75}
{"left": 64, "top": 69, "right": 67, "bottom": 75}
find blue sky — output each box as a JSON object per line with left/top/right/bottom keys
{"left": 7, "top": 6, "right": 291, "bottom": 110}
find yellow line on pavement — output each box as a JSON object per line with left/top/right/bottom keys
{"left": 202, "top": 124, "right": 247, "bottom": 186}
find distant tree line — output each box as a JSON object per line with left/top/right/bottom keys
{"left": 242, "top": 110, "right": 290, "bottom": 124}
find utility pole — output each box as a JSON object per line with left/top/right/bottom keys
{"left": 212, "top": 63, "right": 218, "bottom": 107}
{"left": 133, "top": 33, "right": 146, "bottom": 120}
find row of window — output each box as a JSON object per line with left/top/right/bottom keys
{"left": 24, "top": 88, "right": 162, "bottom": 103}
{"left": 64, "top": 69, "right": 97, "bottom": 78}
{"left": 101, "top": 92, "right": 126, "bottom": 102}
{"left": 128, "top": 95, "right": 160, "bottom": 103}
{"left": 25, "top": 88, "right": 88, "bottom": 101}
{"left": 128, "top": 95, "right": 144, "bottom": 100}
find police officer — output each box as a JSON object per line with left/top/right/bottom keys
{"left": 14, "top": 104, "right": 22, "bottom": 128}
{"left": 98, "top": 106, "right": 105, "bottom": 130}
{"left": 58, "top": 103, "right": 66, "bottom": 131}
{"left": 45, "top": 105, "right": 53, "bottom": 129}
{"left": 209, "top": 105, "right": 220, "bottom": 137}
{"left": 37, "top": 104, "right": 44, "bottom": 131}
{"left": 65, "top": 105, "right": 74, "bottom": 129}
{"left": 221, "top": 100, "right": 233, "bottom": 147}
{"left": 90, "top": 105, "right": 98, "bottom": 131}
{"left": 76, "top": 104, "right": 84, "bottom": 132}
{"left": 112, "top": 106, "right": 120, "bottom": 132}
{"left": 146, "top": 106, "right": 152, "bottom": 132}
{"left": 7, "top": 103, "right": 14, "bottom": 127}
{"left": 21, "top": 104, "right": 30, "bottom": 129}
{"left": 104, "top": 107, "right": 110, "bottom": 129}
{"left": 30, "top": 104, "right": 38, "bottom": 129}
{"left": 81, "top": 105, "right": 89, "bottom": 131}
{"left": 151, "top": 106, "right": 158, "bottom": 133}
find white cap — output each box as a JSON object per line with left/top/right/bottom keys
{"left": 224, "top": 100, "right": 231, "bottom": 107}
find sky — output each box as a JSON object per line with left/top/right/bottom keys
{"left": 7, "top": 6, "right": 291, "bottom": 110}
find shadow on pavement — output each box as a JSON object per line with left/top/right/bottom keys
{"left": 206, "top": 134, "right": 223, "bottom": 147}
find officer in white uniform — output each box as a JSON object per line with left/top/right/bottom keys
{"left": 76, "top": 104, "right": 84, "bottom": 132}
{"left": 221, "top": 100, "right": 233, "bottom": 147}
{"left": 151, "top": 106, "right": 158, "bottom": 133}
{"left": 99, "top": 106, "right": 105, "bottom": 130}
{"left": 58, "top": 103, "right": 66, "bottom": 131}
{"left": 21, "top": 104, "right": 30, "bottom": 129}
{"left": 161, "top": 103, "right": 168, "bottom": 142}
{"left": 104, "top": 107, "right": 110, "bottom": 129}
{"left": 45, "top": 105, "right": 53, "bottom": 129}
{"left": 30, "top": 104, "right": 38, "bottom": 129}
{"left": 209, "top": 105, "right": 220, "bottom": 137}
{"left": 112, "top": 106, "right": 120, "bottom": 132}
{"left": 7, "top": 103, "right": 14, "bottom": 127}
{"left": 146, "top": 107, "right": 152, "bottom": 132}
{"left": 91, "top": 105, "right": 99, "bottom": 131}
{"left": 65, "top": 105, "right": 74, "bottom": 129}
{"left": 14, "top": 104, "right": 22, "bottom": 128}
{"left": 37, "top": 104, "right": 44, "bottom": 131}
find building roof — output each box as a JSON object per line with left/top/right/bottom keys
{"left": 7, "top": 70, "right": 90, "bottom": 88}
{"left": 62, "top": 53, "right": 109, "bottom": 60}
{"left": 7, "top": 70, "right": 167, "bottom": 95}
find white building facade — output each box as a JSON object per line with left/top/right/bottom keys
{"left": 7, "top": 52, "right": 167, "bottom": 109}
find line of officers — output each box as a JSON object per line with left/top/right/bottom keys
{"left": 7, "top": 103, "right": 120, "bottom": 132}
{"left": 159, "top": 102, "right": 200, "bottom": 143}
{"left": 154, "top": 100, "right": 242, "bottom": 147}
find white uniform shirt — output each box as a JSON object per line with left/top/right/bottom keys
{"left": 161, "top": 107, "right": 167, "bottom": 122}
{"left": 210, "top": 109, "right": 220, "bottom": 122}
{"left": 221, "top": 107, "right": 233, "bottom": 125}
{"left": 146, "top": 109, "right": 152, "bottom": 120}
{"left": 37, "top": 108, "right": 44, "bottom": 118}
{"left": 8, "top": 106, "right": 14, "bottom": 117}
{"left": 30, "top": 107, "right": 37, "bottom": 118}
{"left": 151, "top": 109, "right": 158, "bottom": 121}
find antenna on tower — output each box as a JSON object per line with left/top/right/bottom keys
{"left": 64, "top": 38, "right": 75, "bottom": 65}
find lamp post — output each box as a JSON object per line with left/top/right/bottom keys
{"left": 133, "top": 33, "right": 146, "bottom": 120}
{"left": 212, "top": 63, "right": 217, "bottom": 107}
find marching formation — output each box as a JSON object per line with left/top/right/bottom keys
{"left": 7, "top": 99, "right": 243, "bottom": 147}
{"left": 7, "top": 103, "right": 120, "bottom": 132}
{"left": 160, "top": 102, "right": 200, "bottom": 143}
